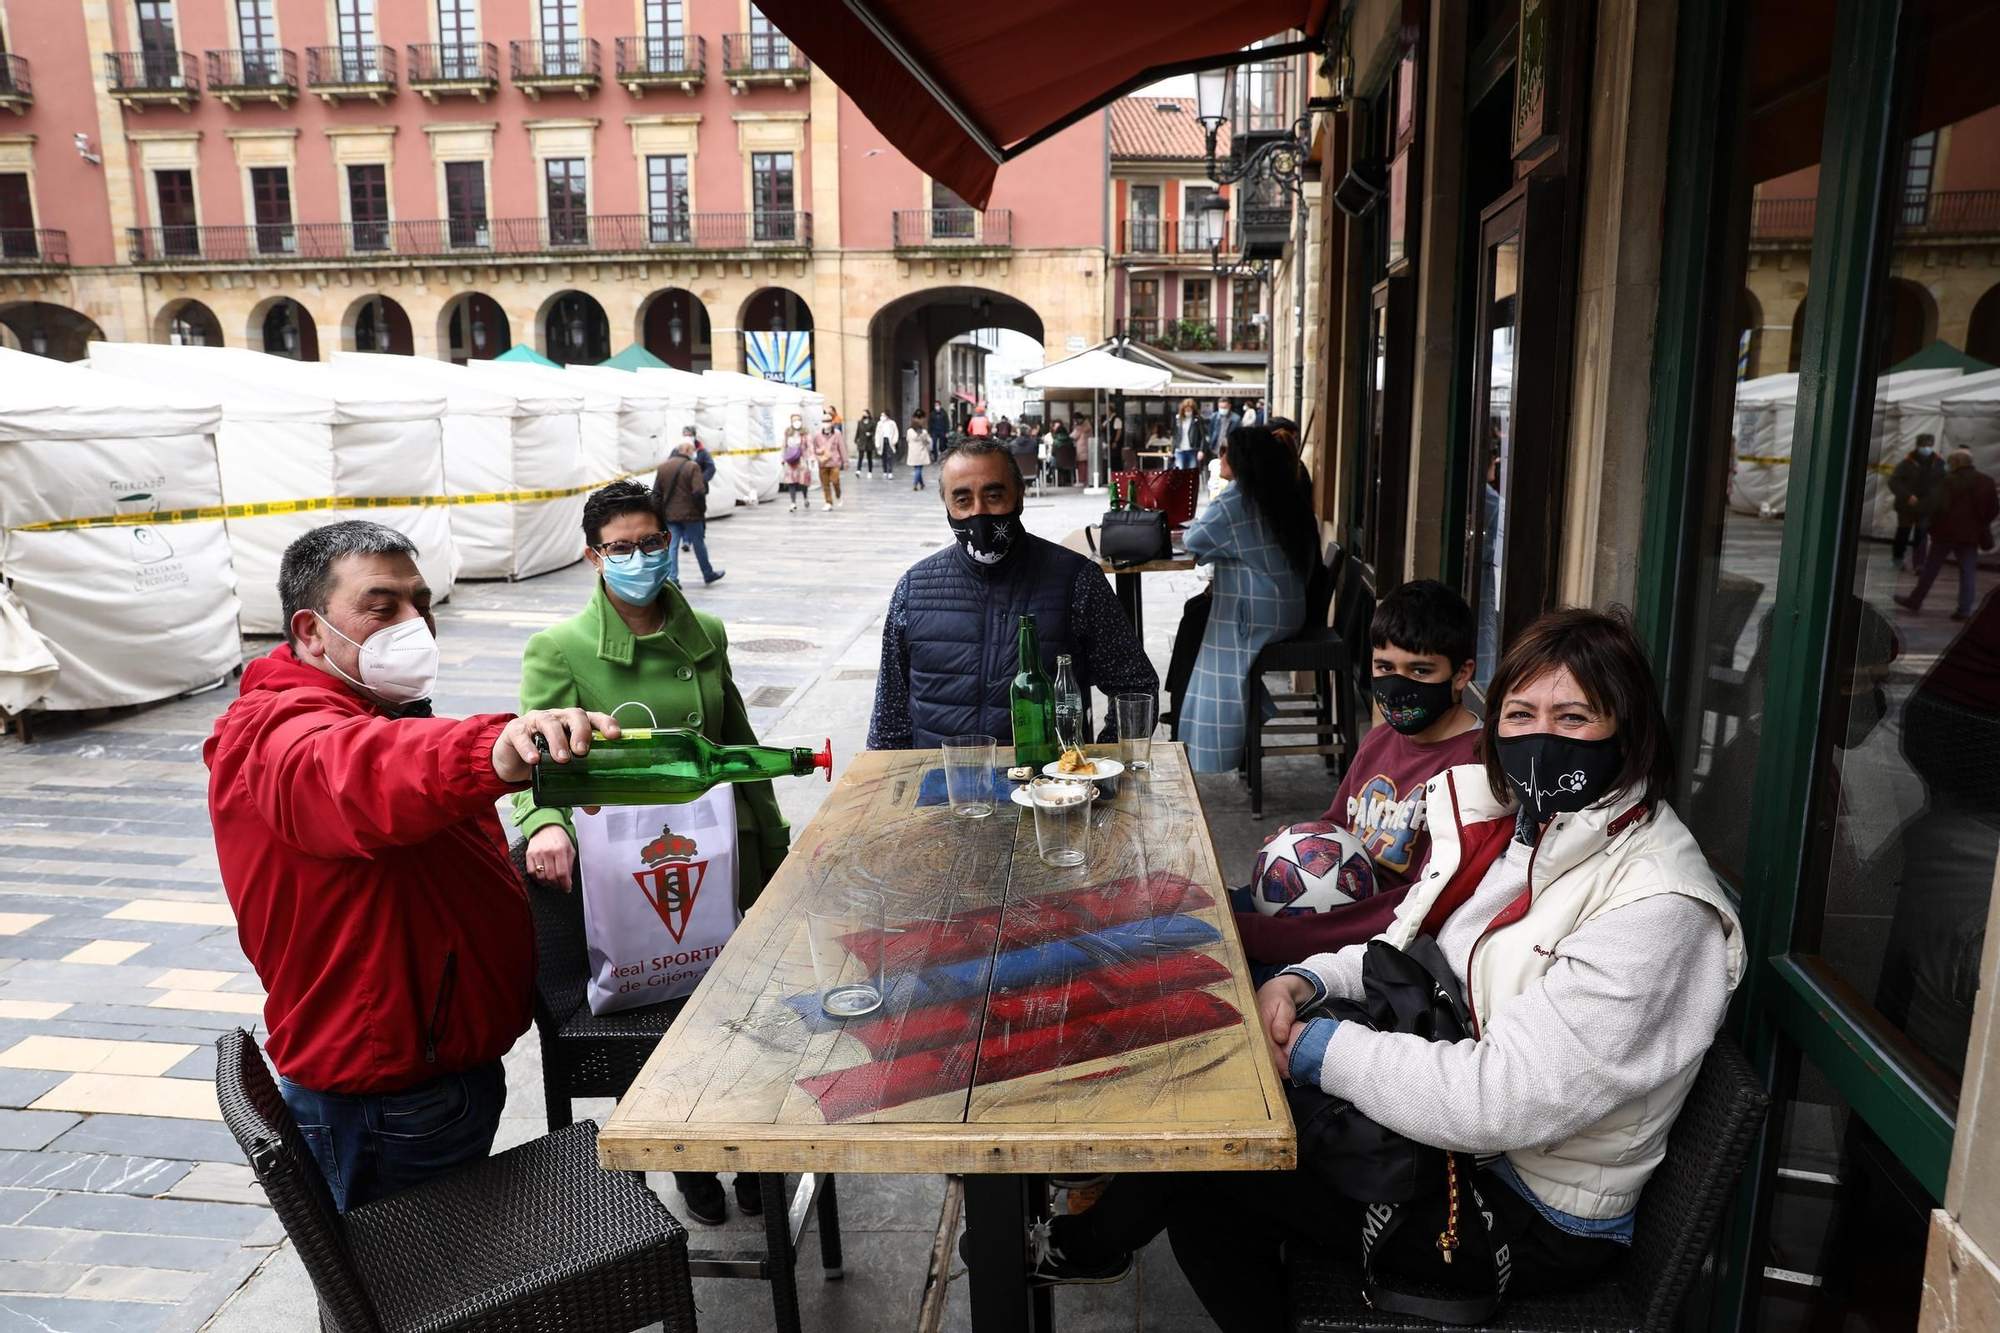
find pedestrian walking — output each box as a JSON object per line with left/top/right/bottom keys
{"left": 1171, "top": 398, "right": 1207, "bottom": 470}
{"left": 680, "top": 426, "right": 715, "bottom": 552}
{"left": 876, "top": 407, "right": 900, "bottom": 478}
{"left": 812, "top": 409, "right": 848, "bottom": 509}
{"left": 1890, "top": 433, "right": 1947, "bottom": 571}
{"left": 967, "top": 401, "right": 991, "bottom": 437}
{"left": 653, "top": 436, "right": 723, "bottom": 586}
{"left": 906, "top": 409, "right": 935, "bottom": 490}
{"left": 1898, "top": 450, "right": 1998, "bottom": 620}
{"left": 781, "top": 412, "right": 813, "bottom": 512}
{"left": 855, "top": 409, "right": 878, "bottom": 476}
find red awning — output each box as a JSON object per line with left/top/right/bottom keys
{"left": 749, "top": 1, "right": 1333, "bottom": 206}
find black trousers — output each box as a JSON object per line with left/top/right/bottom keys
{"left": 1054, "top": 1168, "right": 1624, "bottom": 1333}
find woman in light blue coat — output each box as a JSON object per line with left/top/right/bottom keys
{"left": 1179, "top": 426, "right": 1318, "bottom": 772}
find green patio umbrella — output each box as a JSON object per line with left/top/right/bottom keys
{"left": 1887, "top": 340, "right": 1994, "bottom": 375}
{"left": 494, "top": 344, "right": 561, "bottom": 368}
{"left": 599, "top": 343, "right": 669, "bottom": 371}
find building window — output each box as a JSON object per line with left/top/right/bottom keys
{"left": 136, "top": 0, "right": 180, "bottom": 87}
{"left": 347, "top": 163, "right": 388, "bottom": 251}
{"left": 156, "top": 168, "right": 197, "bottom": 255}
{"left": 235, "top": 0, "right": 280, "bottom": 85}
{"left": 1901, "top": 130, "right": 1936, "bottom": 227}
{"left": 251, "top": 167, "right": 293, "bottom": 255}
{"left": 1128, "top": 183, "right": 1160, "bottom": 252}
{"left": 749, "top": 4, "right": 782, "bottom": 70}
{"left": 1187, "top": 186, "right": 1222, "bottom": 250}
{"left": 752, "top": 151, "right": 795, "bottom": 241}
{"left": 545, "top": 157, "right": 587, "bottom": 247}
{"left": 0, "top": 174, "right": 35, "bottom": 259}
{"left": 644, "top": 0, "right": 683, "bottom": 42}
{"left": 1182, "top": 278, "right": 1212, "bottom": 325}
{"left": 1128, "top": 276, "right": 1160, "bottom": 343}
{"left": 445, "top": 160, "right": 487, "bottom": 247}
{"left": 437, "top": 0, "right": 478, "bottom": 75}
{"left": 646, "top": 154, "right": 689, "bottom": 243}
{"left": 931, "top": 179, "right": 973, "bottom": 238}
{"left": 336, "top": 0, "right": 376, "bottom": 50}
{"left": 1231, "top": 276, "right": 1264, "bottom": 349}
{"left": 540, "top": 0, "right": 579, "bottom": 73}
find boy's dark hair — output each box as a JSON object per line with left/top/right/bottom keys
{"left": 1370, "top": 579, "right": 1475, "bottom": 668}
{"left": 582, "top": 480, "right": 660, "bottom": 547}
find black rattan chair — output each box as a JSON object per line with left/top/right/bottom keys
{"left": 214, "top": 1028, "right": 695, "bottom": 1333}
{"left": 1287, "top": 1034, "right": 1769, "bottom": 1332}
{"left": 1245, "top": 551, "right": 1373, "bottom": 819}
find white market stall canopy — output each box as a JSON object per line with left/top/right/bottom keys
{"left": 331, "top": 353, "right": 588, "bottom": 580}
{"left": 463, "top": 359, "right": 629, "bottom": 485}
{"left": 86, "top": 343, "right": 454, "bottom": 633}
{"left": 1730, "top": 368, "right": 1960, "bottom": 518}
{"left": 1020, "top": 348, "right": 1173, "bottom": 394}
{"left": 1864, "top": 368, "right": 2000, "bottom": 539}
{"left": 0, "top": 347, "right": 242, "bottom": 713}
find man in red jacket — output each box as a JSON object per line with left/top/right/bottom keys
{"left": 205, "top": 520, "right": 615, "bottom": 1211}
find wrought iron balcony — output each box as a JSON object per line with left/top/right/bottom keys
{"left": 615, "top": 35, "right": 704, "bottom": 94}
{"left": 1118, "top": 217, "right": 1231, "bottom": 256}
{"left": 306, "top": 45, "right": 396, "bottom": 102}
{"left": 206, "top": 48, "right": 299, "bottom": 107}
{"left": 1751, "top": 190, "right": 2000, "bottom": 240}
{"left": 0, "top": 55, "right": 30, "bottom": 113}
{"left": 106, "top": 50, "right": 200, "bottom": 109}
{"left": 722, "top": 32, "right": 807, "bottom": 88}
{"left": 1229, "top": 318, "right": 1269, "bottom": 352}
{"left": 892, "top": 208, "right": 1011, "bottom": 249}
{"left": 509, "top": 39, "right": 600, "bottom": 98}
{"left": 406, "top": 42, "right": 499, "bottom": 101}
{"left": 0, "top": 229, "right": 68, "bottom": 267}
{"left": 1118, "top": 316, "right": 1162, "bottom": 343}
{"left": 1116, "top": 316, "right": 1221, "bottom": 352}
{"left": 128, "top": 211, "right": 815, "bottom": 264}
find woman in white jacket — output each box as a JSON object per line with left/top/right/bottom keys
{"left": 996, "top": 609, "right": 1744, "bottom": 1332}
{"left": 903, "top": 409, "right": 934, "bottom": 490}
{"left": 874, "top": 407, "right": 900, "bottom": 478}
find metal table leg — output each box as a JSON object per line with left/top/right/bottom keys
{"left": 760, "top": 1171, "right": 802, "bottom": 1333}
{"left": 963, "top": 1174, "right": 1052, "bottom": 1333}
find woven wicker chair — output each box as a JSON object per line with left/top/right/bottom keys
{"left": 214, "top": 1028, "right": 696, "bottom": 1333}
{"left": 1287, "top": 1034, "right": 1769, "bottom": 1332}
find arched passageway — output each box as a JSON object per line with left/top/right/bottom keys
{"left": 866, "top": 287, "right": 1045, "bottom": 425}
{"left": 349, "top": 295, "right": 414, "bottom": 355}
{"left": 254, "top": 297, "right": 319, "bottom": 360}
{"left": 542, "top": 290, "right": 610, "bottom": 366}
{"left": 440, "top": 293, "right": 509, "bottom": 364}
{"left": 156, "top": 298, "right": 224, "bottom": 347}
{"left": 640, "top": 288, "right": 712, "bottom": 372}
{"left": 0, "top": 302, "right": 104, "bottom": 361}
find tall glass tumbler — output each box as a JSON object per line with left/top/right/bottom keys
{"left": 942, "top": 734, "right": 996, "bottom": 818}
{"left": 1030, "top": 777, "right": 1095, "bottom": 867}
{"left": 1115, "top": 693, "right": 1157, "bottom": 771}
{"left": 806, "top": 888, "right": 886, "bottom": 1018}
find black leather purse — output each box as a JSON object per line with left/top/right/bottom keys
{"left": 1088, "top": 508, "right": 1172, "bottom": 569}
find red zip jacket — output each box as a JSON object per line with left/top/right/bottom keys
{"left": 204, "top": 645, "right": 533, "bottom": 1095}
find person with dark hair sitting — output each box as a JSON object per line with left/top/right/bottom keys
{"left": 512, "top": 480, "right": 788, "bottom": 1226}
{"left": 1004, "top": 610, "right": 1744, "bottom": 1333}
{"left": 868, "top": 437, "right": 1157, "bottom": 750}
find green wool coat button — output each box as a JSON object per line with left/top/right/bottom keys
{"left": 677, "top": 666, "right": 694, "bottom": 680}
{"left": 686, "top": 711, "right": 702, "bottom": 726}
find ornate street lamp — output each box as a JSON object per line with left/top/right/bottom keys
{"left": 667, "top": 311, "right": 685, "bottom": 348}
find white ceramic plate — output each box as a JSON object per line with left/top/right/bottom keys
{"left": 1041, "top": 757, "right": 1124, "bottom": 780}
{"left": 1012, "top": 782, "right": 1099, "bottom": 809}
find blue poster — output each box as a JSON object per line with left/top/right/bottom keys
{"left": 747, "top": 331, "right": 814, "bottom": 388}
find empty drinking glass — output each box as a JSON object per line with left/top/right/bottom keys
{"left": 806, "top": 888, "right": 886, "bottom": 1018}
{"left": 1030, "top": 777, "right": 1095, "bottom": 867}
{"left": 942, "top": 734, "right": 996, "bottom": 818}
{"left": 1115, "top": 693, "right": 1156, "bottom": 771}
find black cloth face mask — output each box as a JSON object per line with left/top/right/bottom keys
{"left": 948, "top": 506, "right": 1022, "bottom": 566}
{"left": 1495, "top": 731, "right": 1623, "bottom": 822}
{"left": 1372, "top": 674, "right": 1458, "bottom": 736}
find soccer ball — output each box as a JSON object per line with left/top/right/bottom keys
{"left": 1251, "top": 822, "right": 1375, "bottom": 917}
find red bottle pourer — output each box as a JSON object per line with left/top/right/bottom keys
{"left": 815, "top": 739, "right": 834, "bottom": 781}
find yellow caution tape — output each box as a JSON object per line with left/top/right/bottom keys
{"left": 1736, "top": 456, "right": 1896, "bottom": 476}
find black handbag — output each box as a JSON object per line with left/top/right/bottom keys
{"left": 1088, "top": 508, "right": 1171, "bottom": 569}
{"left": 1286, "top": 937, "right": 1512, "bottom": 1325}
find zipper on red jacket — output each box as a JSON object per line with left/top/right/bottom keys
{"left": 424, "top": 949, "right": 458, "bottom": 1065}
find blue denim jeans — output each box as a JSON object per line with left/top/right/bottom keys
{"left": 668, "top": 519, "right": 715, "bottom": 584}
{"left": 279, "top": 1061, "right": 506, "bottom": 1212}
{"left": 1175, "top": 448, "right": 1200, "bottom": 470}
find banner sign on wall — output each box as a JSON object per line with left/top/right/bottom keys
{"left": 746, "top": 331, "right": 814, "bottom": 389}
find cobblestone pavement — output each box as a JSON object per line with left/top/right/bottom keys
{"left": 0, "top": 471, "right": 1340, "bottom": 1332}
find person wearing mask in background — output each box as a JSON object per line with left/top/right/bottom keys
{"left": 967, "top": 401, "right": 991, "bottom": 437}
{"left": 676, "top": 425, "right": 716, "bottom": 555}
{"left": 1890, "top": 432, "right": 1947, "bottom": 573}
{"left": 854, "top": 409, "right": 879, "bottom": 478}
{"left": 906, "top": 409, "right": 935, "bottom": 491}
{"left": 868, "top": 437, "right": 1157, "bottom": 750}
{"left": 1209, "top": 397, "right": 1241, "bottom": 465}
{"left": 1178, "top": 426, "right": 1317, "bottom": 772}
{"left": 780, "top": 412, "right": 814, "bottom": 514}
{"left": 1172, "top": 398, "right": 1207, "bottom": 471}
{"left": 811, "top": 410, "right": 848, "bottom": 511}
{"left": 876, "top": 405, "right": 900, "bottom": 479}
{"left": 652, "top": 435, "right": 722, "bottom": 587}
{"left": 1239, "top": 398, "right": 1264, "bottom": 430}
{"left": 205, "top": 520, "right": 617, "bottom": 1212}
{"left": 1899, "top": 450, "right": 1999, "bottom": 620}
{"left": 514, "top": 481, "right": 787, "bottom": 1226}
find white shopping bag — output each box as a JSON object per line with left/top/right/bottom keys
{"left": 573, "top": 785, "right": 740, "bottom": 1015}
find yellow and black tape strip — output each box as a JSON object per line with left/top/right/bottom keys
{"left": 1736, "top": 455, "right": 1896, "bottom": 476}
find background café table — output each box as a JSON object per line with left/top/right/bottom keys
{"left": 598, "top": 742, "right": 1295, "bottom": 1333}
{"left": 1062, "top": 525, "right": 1197, "bottom": 641}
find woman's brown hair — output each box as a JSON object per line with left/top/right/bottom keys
{"left": 1480, "top": 607, "right": 1675, "bottom": 811}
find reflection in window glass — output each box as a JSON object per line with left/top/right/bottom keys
{"left": 1473, "top": 237, "right": 1517, "bottom": 685}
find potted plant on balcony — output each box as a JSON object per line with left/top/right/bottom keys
{"left": 1172, "top": 318, "right": 1217, "bottom": 352}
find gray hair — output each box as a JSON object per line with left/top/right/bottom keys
{"left": 278, "top": 520, "right": 418, "bottom": 649}
{"left": 936, "top": 434, "right": 1023, "bottom": 496}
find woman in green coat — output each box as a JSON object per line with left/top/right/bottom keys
{"left": 512, "top": 479, "right": 787, "bottom": 1225}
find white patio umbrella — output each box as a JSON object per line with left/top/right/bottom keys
{"left": 1021, "top": 350, "right": 1172, "bottom": 489}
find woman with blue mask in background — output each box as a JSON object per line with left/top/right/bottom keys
{"left": 510, "top": 479, "right": 790, "bottom": 1230}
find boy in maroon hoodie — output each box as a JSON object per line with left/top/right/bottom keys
{"left": 1234, "top": 580, "right": 1482, "bottom": 968}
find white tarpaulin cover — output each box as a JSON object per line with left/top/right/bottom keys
{"left": 627, "top": 367, "right": 732, "bottom": 515}
{"left": 466, "top": 360, "right": 625, "bottom": 484}
{"left": 558, "top": 366, "right": 675, "bottom": 477}
{"left": 87, "top": 343, "right": 454, "bottom": 633}
{"left": 331, "top": 354, "right": 587, "bottom": 579}
{"left": 701, "top": 371, "right": 789, "bottom": 503}
{"left": 1864, "top": 369, "right": 2000, "bottom": 539}
{"left": 1021, "top": 348, "right": 1174, "bottom": 393}
{"left": 0, "top": 348, "right": 242, "bottom": 711}
{"left": 1940, "top": 380, "right": 2000, "bottom": 504}
{"left": 1731, "top": 370, "right": 1960, "bottom": 518}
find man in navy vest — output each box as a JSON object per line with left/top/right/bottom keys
{"left": 867, "top": 437, "right": 1158, "bottom": 750}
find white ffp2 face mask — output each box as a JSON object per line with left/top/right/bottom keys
{"left": 314, "top": 614, "right": 439, "bottom": 705}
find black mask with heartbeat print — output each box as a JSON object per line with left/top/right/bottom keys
{"left": 1495, "top": 731, "right": 1624, "bottom": 823}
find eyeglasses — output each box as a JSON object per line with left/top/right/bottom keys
{"left": 597, "top": 535, "right": 669, "bottom": 561}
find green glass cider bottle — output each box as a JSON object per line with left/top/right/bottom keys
{"left": 531, "top": 729, "right": 832, "bottom": 808}
{"left": 1009, "top": 615, "right": 1058, "bottom": 768}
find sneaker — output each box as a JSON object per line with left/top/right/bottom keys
{"left": 788, "top": 503, "right": 797, "bottom": 513}
{"left": 675, "top": 1172, "right": 727, "bottom": 1226}
{"left": 680, "top": 542, "right": 692, "bottom": 553}
{"left": 1894, "top": 593, "right": 1920, "bottom": 612}
{"left": 1025, "top": 1217, "right": 1132, "bottom": 1287}
{"left": 733, "top": 1173, "right": 764, "bottom": 1216}
{"left": 823, "top": 501, "right": 833, "bottom": 511}
{"left": 704, "top": 570, "right": 726, "bottom": 585}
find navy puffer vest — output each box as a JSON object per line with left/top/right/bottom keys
{"left": 904, "top": 533, "right": 1093, "bottom": 748}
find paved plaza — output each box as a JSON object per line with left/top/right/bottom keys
{"left": 0, "top": 473, "right": 1341, "bottom": 1332}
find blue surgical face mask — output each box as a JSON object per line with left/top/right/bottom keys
{"left": 599, "top": 549, "right": 671, "bottom": 607}
{"left": 1917, "top": 445, "right": 1935, "bottom": 457}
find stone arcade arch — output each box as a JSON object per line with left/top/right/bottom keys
{"left": 865, "top": 286, "right": 1045, "bottom": 423}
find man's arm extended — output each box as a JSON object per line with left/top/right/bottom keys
{"left": 866, "top": 575, "right": 916, "bottom": 750}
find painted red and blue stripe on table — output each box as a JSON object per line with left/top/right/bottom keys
{"left": 790, "top": 873, "right": 1244, "bottom": 1122}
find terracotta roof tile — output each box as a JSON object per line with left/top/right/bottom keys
{"left": 1109, "top": 96, "right": 1208, "bottom": 161}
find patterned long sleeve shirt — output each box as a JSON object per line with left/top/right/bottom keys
{"left": 867, "top": 559, "right": 1159, "bottom": 750}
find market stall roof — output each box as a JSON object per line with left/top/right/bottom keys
{"left": 1020, "top": 348, "right": 1173, "bottom": 393}
{"left": 1888, "top": 340, "right": 1996, "bottom": 375}
{"left": 600, "top": 344, "right": 670, "bottom": 370}
{"left": 495, "top": 344, "right": 562, "bottom": 368}
{"left": 746, "top": 0, "right": 1331, "bottom": 206}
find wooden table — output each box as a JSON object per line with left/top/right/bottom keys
{"left": 600, "top": 743, "right": 1294, "bottom": 1333}
{"left": 1061, "top": 525, "right": 1198, "bottom": 641}
{"left": 1136, "top": 449, "right": 1176, "bottom": 470}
